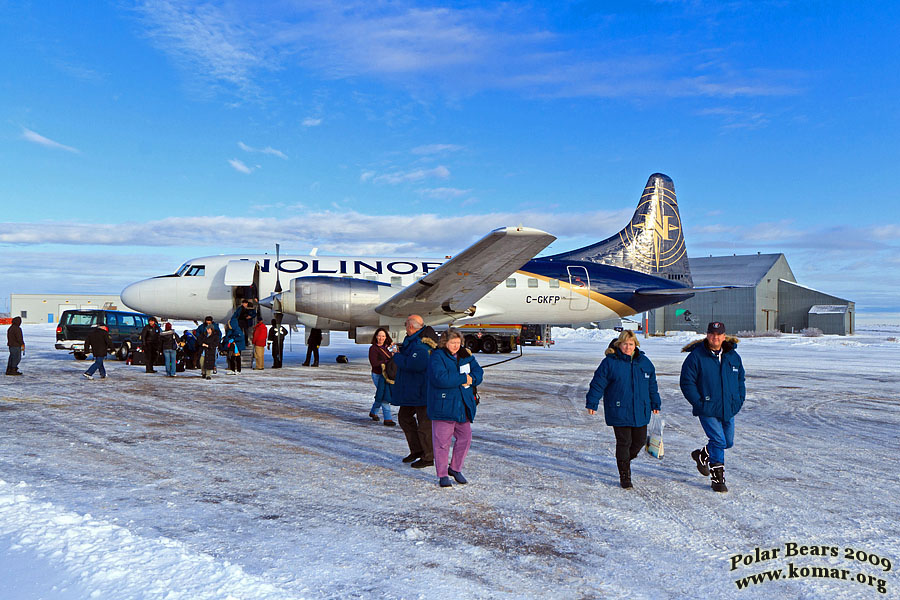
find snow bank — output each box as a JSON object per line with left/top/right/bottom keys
{"left": 0, "top": 480, "right": 298, "bottom": 600}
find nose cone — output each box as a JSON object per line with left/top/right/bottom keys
{"left": 121, "top": 277, "right": 175, "bottom": 316}
{"left": 121, "top": 280, "right": 146, "bottom": 312}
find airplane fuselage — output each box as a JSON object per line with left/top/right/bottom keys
{"left": 121, "top": 253, "right": 691, "bottom": 329}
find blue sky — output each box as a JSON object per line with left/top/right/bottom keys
{"left": 1, "top": 1, "right": 898, "bottom": 322}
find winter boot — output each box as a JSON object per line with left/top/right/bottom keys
{"left": 710, "top": 463, "right": 728, "bottom": 493}
{"left": 691, "top": 447, "right": 710, "bottom": 476}
{"left": 617, "top": 461, "right": 633, "bottom": 489}
{"left": 447, "top": 468, "right": 468, "bottom": 484}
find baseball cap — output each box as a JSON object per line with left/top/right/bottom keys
{"left": 707, "top": 321, "right": 726, "bottom": 334}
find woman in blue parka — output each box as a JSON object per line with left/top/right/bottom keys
{"left": 427, "top": 329, "right": 484, "bottom": 488}
{"left": 586, "top": 330, "right": 661, "bottom": 489}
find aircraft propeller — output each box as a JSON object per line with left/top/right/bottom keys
{"left": 273, "top": 243, "right": 284, "bottom": 327}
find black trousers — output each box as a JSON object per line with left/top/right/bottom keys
{"left": 303, "top": 345, "right": 319, "bottom": 365}
{"left": 398, "top": 405, "right": 433, "bottom": 461}
{"left": 271, "top": 342, "right": 283, "bottom": 368}
{"left": 613, "top": 425, "right": 647, "bottom": 467}
{"left": 228, "top": 354, "right": 242, "bottom": 372}
{"left": 144, "top": 346, "right": 159, "bottom": 372}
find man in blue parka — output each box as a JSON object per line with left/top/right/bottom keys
{"left": 391, "top": 314, "right": 436, "bottom": 469}
{"left": 680, "top": 321, "right": 746, "bottom": 493}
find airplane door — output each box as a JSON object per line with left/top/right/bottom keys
{"left": 567, "top": 266, "right": 590, "bottom": 311}
{"left": 224, "top": 260, "right": 260, "bottom": 308}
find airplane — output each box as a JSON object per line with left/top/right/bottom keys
{"left": 121, "top": 173, "right": 698, "bottom": 344}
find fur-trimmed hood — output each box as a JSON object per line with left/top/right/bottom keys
{"left": 681, "top": 336, "right": 740, "bottom": 353}
{"left": 603, "top": 338, "right": 646, "bottom": 361}
{"left": 420, "top": 325, "right": 439, "bottom": 349}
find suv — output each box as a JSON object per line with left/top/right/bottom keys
{"left": 56, "top": 309, "right": 153, "bottom": 360}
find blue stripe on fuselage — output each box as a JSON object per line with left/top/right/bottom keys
{"left": 523, "top": 258, "right": 694, "bottom": 313}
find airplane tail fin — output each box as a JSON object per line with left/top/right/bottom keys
{"left": 547, "top": 173, "right": 692, "bottom": 287}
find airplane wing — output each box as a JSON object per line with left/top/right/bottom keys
{"left": 374, "top": 226, "right": 556, "bottom": 320}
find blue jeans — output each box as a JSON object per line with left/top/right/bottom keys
{"left": 7, "top": 346, "right": 22, "bottom": 373}
{"left": 698, "top": 415, "right": 735, "bottom": 465}
{"left": 370, "top": 373, "right": 393, "bottom": 420}
{"left": 86, "top": 356, "right": 106, "bottom": 378}
{"left": 163, "top": 349, "right": 177, "bottom": 376}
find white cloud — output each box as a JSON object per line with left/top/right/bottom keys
{"left": 302, "top": 117, "right": 322, "bottom": 127}
{"left": 20, "top": 128, "right": 80, "bottom": 153}
{"left": 4, "top": 215, "right": 898, "bottom": 314}
{"left": 417, "top": 187, "right": 472, "bottom": 199}
{"left": 237, "top": 141, "right": 288, "bottom": 159}
{"left": 135, "top": 0, "right": 270, "bottom": 96}
{"left": 0, "top": 209, "right": 627, "bottom": 252}
{"left": 227, "top": 158, "right": 253, "bottom": 174}
{"left": 369, "top": 165, "right": 450, "bottom": 185}
{"left": 411, "top": 144, "right": 463, "bottom": 155}
{"left": 132, "top": 2, "right": 800, "bottom": 102}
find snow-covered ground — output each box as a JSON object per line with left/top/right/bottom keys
{"left": 1, "top": 324, "right": 898, "bottom": 599}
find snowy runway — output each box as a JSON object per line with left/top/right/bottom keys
{"left": 1, "top": 325, "right": 898, "bottom": 599}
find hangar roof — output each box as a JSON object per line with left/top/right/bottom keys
{"left": 687, "top": 253, "right": 783, "bottom": 287}
{"left": 809, "top": 304, "right": 849, "bottom": 314}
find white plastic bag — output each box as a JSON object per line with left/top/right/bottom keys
{"left": 645, "top": 413, "right": 664, "bottom": 459}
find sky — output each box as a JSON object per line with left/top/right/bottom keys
{"left": 1, "top": 0, "right": 899, "bottom": 322}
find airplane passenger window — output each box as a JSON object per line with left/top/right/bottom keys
{"left": 527, "top": 278, "right": 538, "bottom": 288}
{"left": 506, "top": 278, "right": 516, "bottom": 288}
{"left": 391, "top": 276, "right": 403, "bottom": 286}
{"left": 185, "top": 265, "right": 205, "bottom": 276}
{"left": 365, "top": 275, "right": 377, "bottom": 281}
{"left": 549, "top": 279, "right": 560, "bottom": 288}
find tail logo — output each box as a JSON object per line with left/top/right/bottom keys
{"left": 622, "top": 176, "right": 686, "bottom": 272}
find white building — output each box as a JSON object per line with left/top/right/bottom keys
{"left": 10, "top": 294, "right": 125, "bottom": 324}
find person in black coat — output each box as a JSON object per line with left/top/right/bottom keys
{"left": 267, "top": 319, "right": 287, "bottom": 369}
{"left": 197, "top": 316, "right": 221, "bottom": 380}
{"left": 83, "top": 324, "right": 113, "bottom": 379}
{"left": 237, "top": 299, "right": 255, "bottom": 344}
{"left": 140, "top": 317, "right": 161, "bottom": 373}
{"left": 6, "top": 316, "right": 24, "bottom": 376}
{"left": 302, "top": 327, "right": 322, "bottom": 367}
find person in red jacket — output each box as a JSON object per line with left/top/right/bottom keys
{"left": 252, "top": 321, "right": 267, "bottom": 370}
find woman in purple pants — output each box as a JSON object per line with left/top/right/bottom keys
{"left": 426, "top": 329, "right": 484, "bottom": 488}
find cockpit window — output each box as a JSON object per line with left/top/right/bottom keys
{"left": 185, "top": 265, "right": 206, "bottom": 277}
{"left": 176, "top": 262, "right": 191, "bottom": 276}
